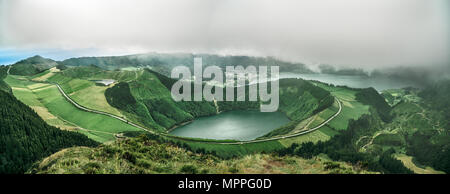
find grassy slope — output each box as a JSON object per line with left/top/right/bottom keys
{"left": 9, "top": 55, "right": 58, "bottom": 76}
{"left": 0, "top": 89, "right": 98, "bottom": 174}
{"left": 30, "top": 136, "right": 374, "bottom": 174}
{"left": 394, "top": 153, "right": 444, "bottom": 174}
{"left": 46, "top": 73, "right": 124, "bottom": 117}
{"left": 4, "top": 74, "right": 143, "bottom": 143}
{"left": 4, "top": 75, "right": 78, "bottom": 130}
{"left": 313, "top": 82, "right": 370, "bottom": 130}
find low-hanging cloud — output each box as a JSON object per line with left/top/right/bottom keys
{"left": 0, "top": 0, "right": 449, "bottom": 68}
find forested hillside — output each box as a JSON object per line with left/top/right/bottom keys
{"left": 61, "top": 53, "right": 313, "bottom": 75}
{"left": 0, "top": 66, "right": 11, "bottom": 93}
{"left": 355, "top": 87, "right": 392, "bottom": 122}
{"left": 0, "top": 90, "right": 99, "bottom": 174}
{"left": 104, "top": 69, "right": 333, "bottom": 133}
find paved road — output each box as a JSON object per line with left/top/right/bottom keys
{"left": 54, "top": 83, "right": 342, "bottom": 145}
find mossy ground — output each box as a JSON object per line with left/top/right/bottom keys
{"left": 29, "top": 136, "right": 375, "bottom": 174}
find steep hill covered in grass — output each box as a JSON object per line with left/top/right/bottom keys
{"left": 29, "top": 135, "right": 374, "bottom": 174}
{"left": 9, "top": 55, "right": 58, "bottom": 76}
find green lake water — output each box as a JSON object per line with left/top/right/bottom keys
{"left": 169, "top": 110, "right": 290, "bottom": 141}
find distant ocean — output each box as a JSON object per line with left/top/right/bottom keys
{"left": 0, "top": 48, "right": 102, "bottom": 65}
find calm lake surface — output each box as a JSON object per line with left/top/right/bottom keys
{"left": 278, "top": 73, "right": 420, "bottom": 91}
{"left": 171, "top": 73, "right": 419, "bottom": 140}
{"left": 169, "top": 110, "right": 290, "bottom": 141}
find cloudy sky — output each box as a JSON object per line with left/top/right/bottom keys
{"left": 0, "top": 0, "right": 449, "bottom": 68}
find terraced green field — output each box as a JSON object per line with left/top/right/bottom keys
{"left": 44, "top": 72, "right": 124, "bottom": 117}
{"left": 314, "top": 82, "right": 370, "bottom": 130}
{"left": 4, "top": 74, "right": 143, "bottom": 143}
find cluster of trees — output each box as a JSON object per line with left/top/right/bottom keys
{"left": 0, "top": 90, "right": 99, "bottom": 173}
{"left": 419, "top": 80, "right": 450, "bottom": 129}
{"left": 406, "top": 130, "right": 450, "bottom": 173}
{"left": 277, "top": 114, "right": 413, "bottom": 174}
{"left": 355, "top": 88, "right": 393, "bottom": 122}
{"left": 0, "top": 66, "right": 11, "bottom": 93}
{"left": 404, "top": 80, "right": 450, "bottom": 173}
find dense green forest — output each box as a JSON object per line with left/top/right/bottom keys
{"left": 419, "top": 80, "right": 450, "bottom": 129}
{"left": 0, "top": 90, "right": 99, "bottom": 174}
{"left": 404, "top": 80, "right": 450, "bottom": 173}
{"left": 355, "top": 87, "right": 392, "bottom": 122}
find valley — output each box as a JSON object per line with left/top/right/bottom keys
{"left": 0, "top": 54, "right": 448, "bottom": 174}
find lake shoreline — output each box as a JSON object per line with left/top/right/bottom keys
{"left": 168, "top": 110, "right": 290, "bottom": 141}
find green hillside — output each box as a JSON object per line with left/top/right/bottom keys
{"left": 0, "top": 90, "right": 99, "bottom": 174}
{"left": 0, "top": 66, "right": 11, "bottom": 93}
{"left": 355, "top": 87, "right": 392, "bottom": 122}
{"left": 102, "top": 68, "right": 334, "bottom": 133}
{"left": 9, "top": 55, "right": 58, "bottom": 76}
{"left": 2, "top": 54, "right": 448, "bottom": 174}
{"left": 61, "top": 53, "right": 313, "bottom": 75}
{"left": 29, "top": 134, "right": 374, "bottom": 174}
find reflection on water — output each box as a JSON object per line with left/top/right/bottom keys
{"left": 169, "top": 110, "right": 290, "bottom": 141}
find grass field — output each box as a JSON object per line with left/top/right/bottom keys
{"left": 165, "top": 136, "right": 286, "bottom": 158}
{"left": 278, "top": 130, "right": 331, "bottom": 147}
{"left": 314, "top": 82, "right": 370, "bottom": 130}
{"left": 47, "top": 73, "right": 124, "bottom": 117}
{"left": 394, "top": 154, "right": 444, "bottom": 174}
{"left": 31, "top": 67, "right": 60, "bottom": 82}
{"left": 4, "top": 75, "right": 77, "bottom": 131}
{"left": 5, "top": 75, "right": 143, "bottom": 143}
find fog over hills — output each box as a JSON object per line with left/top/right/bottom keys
{"left": 1, "top": 0, "right": 449, "bottom": 85}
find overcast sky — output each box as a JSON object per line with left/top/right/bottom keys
{"left": 0, "top": 0, "right": 449, "bottom": 68}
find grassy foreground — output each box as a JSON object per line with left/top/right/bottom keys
{"left": 29, "top": 135, "right": 375, "bottom": 174}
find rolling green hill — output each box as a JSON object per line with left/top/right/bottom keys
{"left": 355, "top": 87, "right": 392, "bottom": 122}
{"left": 101, "top": 68, "right": 334, "bottom": 133}
{"left": 2, "top": 54, "right": 448, "bottom": 174}
{"left": 9, "top": 55, "right": 58, "bottom": 76}
{"left": 61, "top": 53, "right": 313, "bottom": 76}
